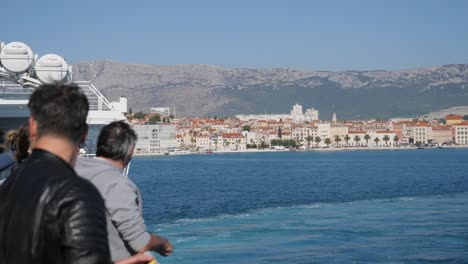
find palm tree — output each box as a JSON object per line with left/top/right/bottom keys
{"left": 344, "top": 135, "right": 351, "bottom": 146}
{"left": 393, "top": 135, "right": 399, "bottom": 146}
{"left": 374, "top": 137, "right": 380, "bottom": 147}
{"left": 353, "top": 135, "right": 361, "bottom": 146}
{"left": 213, "top": 138, "right": 218, "bottom": 150}
{"left": 306, "top": 135, "right": 313, "bottom": 149}
{"left": 364, "top": 134, "right": 371, "bottom": 146}
{"left": 324, "top": 138, "right": 331, "bottom": 147}
{"left": 314, "top": 136, "right": 321, "bottom": 147}
{"left": 334, "top": 135, "right": 342, "bottom": 147}
{"left": 383, "top": 135, "right": 390, "bottom": 146}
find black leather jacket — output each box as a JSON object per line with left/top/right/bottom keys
{"left": 0, "top": 149, "right": 111, "bottom": 264}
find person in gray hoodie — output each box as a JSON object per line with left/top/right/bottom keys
{"left": 75, "top": 121, "right": 173, "bottom": 261}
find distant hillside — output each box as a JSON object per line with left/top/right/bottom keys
{"left": 72, "top": 60, "right": 468, "bottom": 120}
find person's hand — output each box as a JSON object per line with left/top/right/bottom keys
{"left": 139, "top": 234, "right": 173, "bottom": 256}
{"left": 153, "top": 235, "right": 173, "bottom": 256}
{"left": 115, "top": 253, "right": 155, "bottom": 264}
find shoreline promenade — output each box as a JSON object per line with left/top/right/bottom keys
{"left": 133, "top": 145, "right": 468, "bottom": 157}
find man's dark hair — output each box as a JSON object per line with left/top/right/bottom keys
{"left": 14, "top": 123, "right": 30, "bottom": 162}
{"left": 96, "top": 121, "right": 137, "bottom": 165}
{"left": 28, "top": 83, "right": 89, "bottom": 145}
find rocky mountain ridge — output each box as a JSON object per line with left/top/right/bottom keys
{"left": 73, "top": 60, "right": 468, "bottom": 119}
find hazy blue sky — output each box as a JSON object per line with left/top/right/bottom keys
{"left": 2, "top": 0, "right": 468, "bottom": 71}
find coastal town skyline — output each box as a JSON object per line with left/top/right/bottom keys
{"left": 127, "top": 103, "right": 468, "bottom": 155}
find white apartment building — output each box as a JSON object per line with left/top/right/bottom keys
{"left": 134, "top": 124, "right": 177, "bottom": 154}
{"left": 268, "top": 132, "right": 279, "bottom": 142}
{"left": 195, "top": 135, "right": 211, "bottom": 149}
{"left": 292, "top": 126, "right": 318, "bottom": 145}
{"left": 236, "top": 104, "right": 318, "bottom": 123}
{"left": 316, "top": 123, "right": 332, "bottom": 147}
{"left": 454, "top": 121, "right": 468, "bottom": 145}
{"left": 369, "top": 131, "right": 396, "bottom": 147}
{"left": 281, "top": 132, "right": 292, "bottom": 140}
{"left": 150, "top": 107, "right": 171, "bottom": 116}
{"left": 330, "top": 124, "right": 349, "bottom": 146}
{"left": 305, "top": 108, "right": 319, "bottom": 121}
{"left": 411, "top": 124, "right": 431, "bottom": 144}
{"left": 235, "top": 114, "right": 291, "bottom": 122}
{"left": 242, "top": 131, "right": 259, "bottom": 146}
{"left": 220, "top": 133, "right": 247, "bottom": 151}
{"left": 291, "top": 104, "right": 303, "bottom": 116}
{"left": 348, "top": 131, "right": 367, "bottom": 147}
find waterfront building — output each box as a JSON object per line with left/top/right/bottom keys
{"left": 292, "top": 126, "right": 318, "bottom": 145}
{"left": 255, "top": 131, "right": 271, "bottom": 146}
{"left": 454, "top": 121, "right": 468, "bottom": 145}
{"left": 430, "top": 125, "right": 453, "bottom": 144}
{"left": 268, "top": 132, "right": 279, "bottom": 142}
{"left": 195, "top": 135, "right": 211, "bottom": 149}
{"left": 392, "top": 122, "right": 404, "bottom": 143}
{"left": 445, "top": 114, "right": 463, "bottom": 125}
{"left": 242, "top": 131, "right": 258, "bottom": 146}
{"left": 220, "top": 133, "right": 247, "bottom": 151}
{"left": 281, "top": 131, "right": 292, "bottom": 140}
{"left": 405, "top": 122, "right": 431, "bottom": 144}
{"left": 317, "top": 123, "right": 331, "bottom": 146}
{"left": 399, "top": 121, "right": 420, "bottom": 144}
{"left": 330, "top": 123, "right": 349, "bottom": 147}
{"left": 369, "top": 131, "right": 396, "bottom": 147}
{"left": 362, "top": 121, "right": 392, "bottom": 133}
{"left": 176, "top": 134, "right": 184, "bottom": 147}
{"left": 134, "top": 124, "right": 177, "bottom": 154}
{"left": 348, "top": 131, "right": 367, "bottom": 147}
{"left": 332, "top": 112, "right": 337, "bottom": 124}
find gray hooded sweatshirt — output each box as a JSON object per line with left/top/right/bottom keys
{"left": 75, "top": 156, "right": 150, "bottom": 261}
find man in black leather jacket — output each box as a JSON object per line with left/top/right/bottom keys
{"left": 0, "top": 83, "right": 153, "bottom": 264}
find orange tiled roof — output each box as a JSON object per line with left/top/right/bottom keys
{"left": 413, "top": 122, "right": 428, "bottom": 127}
{"left": 453, "top": 121, "right": 468, "bottom": 126}
{"left": 348, "top": 131, "right": 366, "bottom": 134}
{"left": 222, "top": 133, "right": 245, "bottom": 138}
{"left": 445, "top": 115, "right": 462, "bottom": 120}
{"left": 431, "top": 125, "right": 451, "bottom": 130}
{"left": 377, "top": 130, "right": 395, "bottom": 133}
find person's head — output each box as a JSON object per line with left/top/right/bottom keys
{"left": 14, "top": 123, "right": 30, "bottom": 162}
{"left": 96, "top": 121, "right": 137, "bottom": 166}
{"left": 28, "top": 83, "right": 89, "bottom": 146}
{"left": 5, "top": 129, "right": 18, "bottom": 151}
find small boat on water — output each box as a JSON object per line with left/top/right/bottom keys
{"left": 164, "top": 149, "right": 192, "bottom": 155}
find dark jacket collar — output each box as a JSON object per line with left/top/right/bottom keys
{"left": 30, "top": 148, "right": 74, "bottom": 172}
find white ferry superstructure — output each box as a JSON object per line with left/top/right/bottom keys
{"left": 0, "top": 40, "right": 127, "bottom": 153}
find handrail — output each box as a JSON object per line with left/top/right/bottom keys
{"left": 75, "top": 81, "right": 115, "bottom": 111}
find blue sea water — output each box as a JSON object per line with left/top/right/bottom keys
{"left": 129, "top": 149, "right": 468, "bottom": 264}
